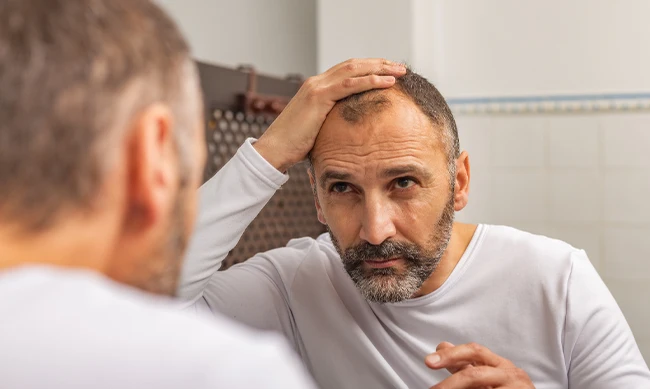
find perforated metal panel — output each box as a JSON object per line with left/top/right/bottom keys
{"left": 205, "top": 109, "right": 325, "bottom": 270}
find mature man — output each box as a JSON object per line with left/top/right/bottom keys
{"left": 180, "top": 68, "right": 650, "bottom": 388}
{"left": 0, "top": 0, "right": 403, "bottom": 387}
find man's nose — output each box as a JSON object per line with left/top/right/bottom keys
{"left": 358, "top": 195, "right": 397, "bottom": 245}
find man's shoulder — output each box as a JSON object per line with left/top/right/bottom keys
{"left": 480, "top": 224, "right": 587, "bottom": 272}
{"left": 0, "top": 267, "right": 310, "bottom": 388}
{"left": 0, "top": 266, "right": 262, "bottom": 344}
{"left": 485, "top": 224, "right": 575, "bottom": 250}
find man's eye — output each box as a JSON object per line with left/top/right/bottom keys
{"left": 331, "top": 182, "right": 351, "bottom": 193}
{"left": 395, "top": 177, "right": 416, "bottom": 189}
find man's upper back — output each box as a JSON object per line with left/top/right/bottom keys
{"left": 0, "top": 266, "right": 315, "bottom": 389}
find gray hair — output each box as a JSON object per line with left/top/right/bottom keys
{"left": 0, "top": 0, "right": 197, "bottom": 231}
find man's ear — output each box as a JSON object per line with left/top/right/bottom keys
{"left": 453, "top": 151, "right": 470, "bottom": 212}
{"left": 125, "top": 103, "right": 178, "bottom": 230}
{"left": 307, "top": 167, "right": 327, "bottom": 225}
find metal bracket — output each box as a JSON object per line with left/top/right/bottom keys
{"left": 237, "top": 65, "right": 301, "bottom": 116}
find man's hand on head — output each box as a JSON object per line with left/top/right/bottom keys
{"left": 425, "top": 342, "right": 535, "bottom": 389}
{"left": 254, "top": 58, "right": 407, "bottom": 173}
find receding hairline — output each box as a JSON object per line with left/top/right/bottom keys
{"left": 329, "top": 87, "right": 449, "bottom": 144}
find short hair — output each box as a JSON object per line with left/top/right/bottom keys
{"left": 0, "top": 0, "right": 196, "bottom": 231}
{"left": 336, "top": 68, "right": 460, "bottom": 172}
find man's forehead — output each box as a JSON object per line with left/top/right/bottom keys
{"left": 312, "top": 92, "right": 442, "bottom": 166}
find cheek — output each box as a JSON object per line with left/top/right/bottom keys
{"left": 393, "top": 191, "right": 449, "bottom": 237}
{"left": 320, "top": 195, "right": 362, "bottom": 246}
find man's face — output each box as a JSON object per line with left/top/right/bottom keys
{"left": 310, "top": 92, "right": 456, "bottom": 303}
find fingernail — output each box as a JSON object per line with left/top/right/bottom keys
{"left": 383, "top": 76, "right": 396, "bottom": 82}
{"left": 426, "top": 353, "right": 441, "bottom": 366}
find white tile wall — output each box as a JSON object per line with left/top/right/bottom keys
{"left": 454, "top": 110, "right": 650, "bottom": 359}
{"left": 604, "top": 169, "right": 650, "bottom": 223}
{"left": 456, "top": 116, "right": 493, "bottom": 223}
{"left": 490, "top": 169, "right": 548, "bottom": 224}
{"left": 603, "top": 227, "right": 650, "bottom": 279}
{"left": 456, "top": 116, "right": 492, "bottom": 167}
{"left": 490, "top": 116, "right": 546, "bottom": 167}
{"left": 549, "top": 170, "right": 602, "bottom": 222}
{"left": 548, "top": 115, "right": 600, "bottom": 167}
{"left": 602, "top": 113, "right": 650, "bottom": 167}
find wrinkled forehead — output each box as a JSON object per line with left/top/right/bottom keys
{"left": 310, "top": 90, "right": 445, "bottom": 173}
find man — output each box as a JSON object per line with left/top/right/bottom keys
{"left": 180, "top": 68, "right": 650, "bottom": 388}
{"left": 0, "top": 0, "right": 403, "bottom": 387}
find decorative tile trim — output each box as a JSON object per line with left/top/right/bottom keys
{"left": 447, "top": 93, "right": 650, "bottom": 114}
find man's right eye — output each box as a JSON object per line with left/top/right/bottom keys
{"left": 331, "top": 182, "right": 351, "bottom": 193}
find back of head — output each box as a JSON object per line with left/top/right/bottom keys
{"left": 0, "top": 0, "right": 195, "bottom": 232}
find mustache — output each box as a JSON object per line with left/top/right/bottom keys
{"left": 342, "top": 240, "right": 422, "bottom": 263}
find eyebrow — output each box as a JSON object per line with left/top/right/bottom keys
{"left": 319, "top": 164, "right": 433, "bottom": 189}
{"left": 380, "top": 164, "right": 433, "bottom": 181}
{"left": 320, "top": 171, "right": 352, "bottom": 189}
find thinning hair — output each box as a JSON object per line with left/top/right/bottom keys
{"left": 0, "top": 0, "right": 197, "bottom": 231}
{"left": 337, "top": 68, "right": 460, "bottom": 172}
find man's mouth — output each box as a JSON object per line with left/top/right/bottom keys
{"left": 364, "top": 257, "right": 402, "bottom": 269}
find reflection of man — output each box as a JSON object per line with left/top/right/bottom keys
{"left": 181, "top": 67, "right": 650, "bottom": 388}
{"left": 0, "top": 0, "right": 358, "bottom": 387}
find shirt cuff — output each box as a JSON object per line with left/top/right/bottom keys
{"left": 236, "top": 138, "right": 290, "bottom": 189}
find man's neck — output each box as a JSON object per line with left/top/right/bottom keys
{"left": 413, "top": 222, "right": 478, "bottom": 297}
{"left": 0, "top": 220, "right": 113, "bottom": 274}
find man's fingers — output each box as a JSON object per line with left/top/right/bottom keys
{"left": 446, "top": 362, "right": 477, "bottom": 376}
{"left": 425, "top": 343, "right": 507, "bottom": 370}
{"left": 297, "top": 58, "right": 406, "bottom": 106}
{"left": 429, "top": 366, "right": 508, "bottom": 389}
{"left": 427, "top": 342, "right": 533, "bottom": 389}
{"left": 327, "top": 75, "right": 396, "bottom": 100}
{"left": 436, "top": 342, "right": 456, "bottom": 352}
{"left": 326, "top": 58, "right": 405, "bottom": 78}
{"left": 432, "top": 342, "right": 470, "bottom": 374}
{"left": 426, "top": 355, "right": 481, "bottom": 371}
{"left": 331, "top": 58, "right": 406, "bottom": 79}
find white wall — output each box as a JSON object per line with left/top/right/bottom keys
{"left": 317, "top": 0, "right": 414, "bottom": 72}
{"left": 155, "top": 0, "right": 317, "bottom": 77}
{"left": 427, "top": 0, "right": 650, "bottom": 97}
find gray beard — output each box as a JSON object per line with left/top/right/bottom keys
{"left": 329, "top": 194, "right": 455, "bottom": 304}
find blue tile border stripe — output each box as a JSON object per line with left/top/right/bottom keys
{"left": 447, "top": 93, "right": 650, "bottom": 114}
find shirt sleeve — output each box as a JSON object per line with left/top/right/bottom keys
{"left": 177, "top": 139, "right": 309, "bottom": 346}
{"left": 177, "top": 138, "right": 288, "bottom": 304}
{"left": 564, "top": 250, "right": 650, "bottom": 388}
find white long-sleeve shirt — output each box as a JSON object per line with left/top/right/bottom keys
{"left": 0, "top": 265, "right": 316, "bottom": 388}
{"left": 180, "top": 139, "right": 650, "bottom": 389}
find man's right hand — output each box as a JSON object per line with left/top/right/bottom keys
{"left": 253, "top": 58, "right": 407, "bottom": 172}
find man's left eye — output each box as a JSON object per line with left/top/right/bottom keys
{"left": 395, "top": 177, "right": 415, "bottom": 189}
